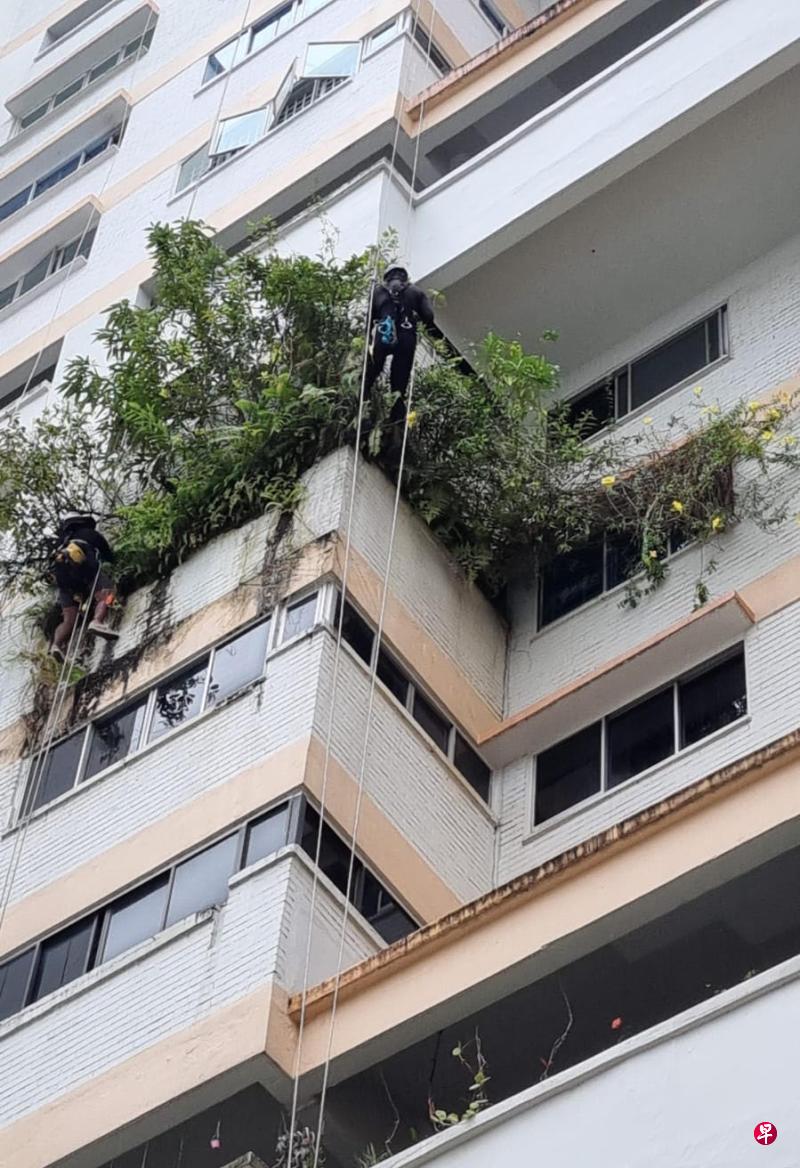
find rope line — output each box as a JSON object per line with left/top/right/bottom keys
{"left": 282, "top": 5, "right": 441, "bottom": 1163}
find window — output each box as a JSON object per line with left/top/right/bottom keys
{"left": 679, "top": 651, "right": 746, "bottom": 747}
{"left": 28, "top": 730, "right": 87, "bottom": 813}
{"left": 100, "top": 875, "right": 170, "bottom": 962}
{"left": 275, "top": 76, "right": 345, "bottom": 126}
{"left": 176, "top": 144, "right": 212, "bottom": 192}
{"left": 539, "top": 529, "right": 684, "bottom": 629}
{"left": 82, "top": 701, "right": 147, "bottom": 781}
{"left": 336, "top": 597, "right": 374, "bottom": 664}
{"left": 165, "top": 835, "right": 238, "bottom": 927}
{"left": 0, "top": 127, "right": 122, "bottom": 224}
{"left": 607, "top": 687, "right": 674, "bottom": 789}
{"left": 300, "top": 802, "right": 417, "bottom": 943}
{"left": 566, "top": 307, "right": 728, "bottom": 437}
{"left": 0, "top": 794, "right": 415, "bottom": 1023}
{"left": 22, "top": 615, "right": 277, "bottom": 814}
{"left": 533, "top": 648, "right": 747, "bottom": 826}
{"left": 0, "top": 950, "right": 35, "bottom": 1023}
{"left": 478, "top": 0, "right": 508, "bottom": 36}
{"left": 281, "top": 593, "right": 318, "bottom": 642}
{"left": 44, "top": 0, "right": 119, "bottom": 48}
{"left": 148, "top": 662, "right": 208, "bottom": 742}
{"left": 302, "top": 42, "right": 360, "bottom": 79}
{"left": 0, "top": 362, "right": 57, "bottom": 412}
{"left": 203, "top": 0, "right": 334, "bottom": 85}
{"left": 335, "top": 595, "right": 492, "bottom": 802}
{"left": 29, "top": 918, "right": 96, "bottom": 1003}
{"left": 18, "top": 29, "right": 153, "bottom": 132}
{"left": 209, "top": 108, "right": 270, "bottom": 159}
{"left": 412, "top": 691, "right": 450, "bottom": 754}
{"left": 207, "top": 620, "right": 270, "bottom": 707}
{"left": 0, "top": 227, "right": 97, "bottom": 315}
{"left": 366, "top": 19, "right": 401, "bottom": 54}
{"left": 244, "top": 804, "right": 290, "bottom": 867}
{"left": 412, "top": 24, "right": 450, "bottom": 75}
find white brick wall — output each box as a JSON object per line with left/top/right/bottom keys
{"left": 508, "top": 227, "right": 800, "bottom": 716}
{"left": 1, "top": 635, "right": 322, "bottom": 905}
{"left": 0, "top": 849, "right": 377, "bottom": 1128}
{"left": 315, "top": 637, "right": 496, "bottom": 903}
{"left": 498, "top": 598, "right": 800, "bottom": 882}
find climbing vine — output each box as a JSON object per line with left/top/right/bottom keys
{"left": 1, "top": 219, "right": 798, "bottom": 621}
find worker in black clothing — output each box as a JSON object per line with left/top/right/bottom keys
{"left": 364, "top": 267, "right": 435, "bottom": 421}
{"left": 50, "top": 514, "right": 119, "bottom": 661}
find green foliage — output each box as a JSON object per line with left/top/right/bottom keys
{"left": 428, "top": 1034, "right": 491, "bottom": 1131}
{"left": 1, "top": 220, "right": 799, "bottom": 619}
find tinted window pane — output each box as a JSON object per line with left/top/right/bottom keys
{"left": 20, "top": 102, "right": 50, "bottom": 129}
{"left": 566, "top": 380, "right": 615, "bottom": 437}
{"left": 101, "top": 876, "right": 169, "bottom": 963}
{"left": 0, "top": 949, "right": 35, "bottom": 1021}
{"left": 453, "top": 733, "right": 490, "bottom": 801}
{"left": 250, "top": 6, "right": 291, "bottom": 53}
{"left": 88, "top": 51, "right": 119, "bottom": 81}
{"left": 83, "top": 132, "right": 115, "bottom": 163}
{"left": 53, "top": 78, "right": 83, "bottom": 107}
{"left": 535, "top": 722, "right": 601, "bottom": 824}
{"left": 244, "top": 804, "right": 289, "bottom": 867}
{"left": 376, "top": 649, "right": 408, "bottom": 704}
{"left": 281, "top": 594, "right": 317, "bottom": 642}
{"left": 337, "top": 599, "right": 374, "bottom": 665}
{"left": 539, "top": 542, "right": 604, "bottom": 627}
{"left": 0, "top": 283, "right": 16, "bottom": 310}
{"left": 680, "top": 651, "right": 746, "bottom": 748}
{"left": 149, "top": 663, "right": 207, "bottom": 741}
{"left": 630, "top": 320, "right": 708, "bottom": 409}
{"left": 605, "top": 532, "right": 641, "bottom": 590}
{"left": 412, "top": 692, "right": 450, "bottom": 753}
{"left": 20, "top": 253, "right": 53, "bottom": 295}
{"left": 607, "top": 687, "right": 674, "bottom": 788}
{"left": 34, "top": 154, "right": 81, "bottom": 196}
{"left": 301, "top": 805, "right": 350, "bottom": 895}
{"left": 30, "top": 917, "right": 95, "bottom": 1002}
{"left": 29, "top": 730, "right": 86, "bottom": 811}
{"left": 166, "top": 835, "right": 237, "bottom": 927}
{"left": 0, "top": 187, "right": 31, "bottom": 222}
{"left": 207, "top": 620, "right": 269, "bottom": 707}
{"left": 83, "top": 702, "right": 146, "bottom": 780}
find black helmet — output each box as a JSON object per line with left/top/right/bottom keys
{"left": 383, "top": 265, "right": 409, "bottom": 284}
{"left": 59, "top": 513, "right": 96, "bottom": 535}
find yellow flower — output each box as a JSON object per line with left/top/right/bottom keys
{"left": 767, "top": 407, "right": 782, "bottom": 421}
{"left": 747, "top": 400, "right": 761, "bottom": 411}
{"left": 783, "top": 435, "right": 797, "bottom": 447}
{"left": 700, "top": 404, "right": 720, "bottom": 416}
{"left": 711, "top": 515, "right": 724, "bottom": 531}
{"left": 692, "top": 386, "right": 703, "bottom": 397}
{"left": 648, "top": 550, "right": 658, "bottom": 559}
{"left": 643, "top": 416, "right": 653, "bottom": 425}
{"left": 761, "top": 430, "right": 775, "bottom": 442}
{"left": 601, "top": 475, "right": 616, "bottom": 487}
{"left": 406, "top": 410, "right": 418, "bottom": 428}
{"left": 671, "top": 500, "right": 684, "bottom": 513}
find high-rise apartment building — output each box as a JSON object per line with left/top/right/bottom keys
{"left": 1, "top": 1, "right": 800, "bottom": 1165}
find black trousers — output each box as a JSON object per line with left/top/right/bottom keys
{"left": 364, "top": 327, "right": 417, "bottom": 421}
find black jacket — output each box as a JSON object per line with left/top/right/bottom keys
{"left": 371, "top": 282, "right": 435, "bottom": 333}
{"left": 53, "top": 524, "right": 114, "bottom": 589}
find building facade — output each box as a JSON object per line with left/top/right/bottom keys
{"left": 1, "top": 1, "right": 800, "bottom": 1165}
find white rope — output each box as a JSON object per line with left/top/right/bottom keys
{"left": 279, "top": 5, "right": 441, "bottom": 1162}
{"left": 283, "top": 4, "right": 435, "bottom": 1161}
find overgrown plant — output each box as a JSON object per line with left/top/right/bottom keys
{"left": 1, "top": 220, "right": 799, "bottom": 624}
{"left": 273, "top": 1126, "right": 324, "bottom": 1168}
{"left": 428, "top": 1033, "right": 491, "bottom": 1131}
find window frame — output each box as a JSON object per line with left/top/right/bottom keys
{"left": 20, "top": 607, "right": 293, "bottom": 816}
{"left": 0, "top": 126, "right": 122, "bottom": 226}
{"left": 477, "top": 0, "right": 508, "bottom": 37}
{"left": 333, "top": 593, "right": 492, "bottom": 803}
{"left": 531, "top": 645, "right": 747, "bottom": 829}
{"left": 0, "top": 788, "right": 416, "bottom": 1023}
{"left": 566, "top": 306, "right": 729, "bottom": 437}
{"left": 200, "top": 0, "right": 337, "bottom": 88}
{"left": 0, "top": 227, "right": 98, "bottom": 317}
{"left": 18, "top": 28, "right": 154, "bottom": 134}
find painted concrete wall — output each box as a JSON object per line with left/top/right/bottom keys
{"left": 380, "top": 958, "right": 800, "bottom": 1168}
{"left": 0, "top": 848, "right": 377, "bottom": 1128}
{"left": 315, "top": 638, "right": 496, "bottom": 903}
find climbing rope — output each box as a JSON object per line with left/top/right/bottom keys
{"left": 282, "top": 5, "right": 442, "bottom": 1163}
